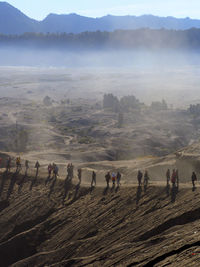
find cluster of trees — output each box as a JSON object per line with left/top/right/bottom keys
{"left": 188, "top": 104, "right": 200, "bottom": 116}
{"left": 1, "top": 28, "right": 200, "bottom": 49}
{"left": 103, "top": 94, "right": 141, "bottom": 113}
{"left": 151, "top": 100, "right": 168, "bottom": 111}
{"left": 103, "top": 94, "right": 142, "bottom": 128}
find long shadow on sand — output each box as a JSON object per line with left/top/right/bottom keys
{"left": 103, "top": 186, "right": 109, "bottom": 195}
{"left": 110, "top": 184, "right": 115, "bottom": 193}
{"left": 67, "top": 184, "right": 90, "bottom": 206}
{"left": 171, "top": 185, "right": 178, "bottom": 203}
{"left": 115, "top": 185, "right": 120, "bottom": 193}
{"left": 90, "top": 185, "right": 95, "bottom": 194}
{"left": 0, "top": 171, "right": 8, "bottom": 198}
{"left": 48, "top": 177, "right": 57, "bottom": 198}
{"left": 72, "top": 183, "right": 81, "bottom": 200}
{"left": 62, "top": 179, "right": 72, "bottom": 204}
{"left": 18, "top": 174, "right": 27, "bottom": 194}
{"left": 6, "top": 172, "right": 18, "bottom": 200}
{"left": 192, "top": 185, "right": 196, "bottom": 192}
{"left": 166, "top": 184, "right": 170, "bottom": 197}
{"left": 136, "top": 185, "right": 142, "bottom": 205}
{"left": 29, "top": 177, "right": 37, "bottom": 191}
{"left": 45, "top": 175, "right": 53, "bottom": 186}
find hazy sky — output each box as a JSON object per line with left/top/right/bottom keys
{"left": 6, "top": 0, "right": 200, "bottom": 20}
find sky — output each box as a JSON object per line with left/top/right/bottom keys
{"left": 5, "top": 0, "right": 200, "bottom": 20}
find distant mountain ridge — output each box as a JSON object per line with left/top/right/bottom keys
{"left": 1, "top": 1, "right": 200, "bottom": 34}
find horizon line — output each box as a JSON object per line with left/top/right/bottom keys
{"left": 1, "top": 2, "right": 200, "bottom": 21}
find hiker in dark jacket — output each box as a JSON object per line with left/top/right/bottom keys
{"left": 105, "top": 172, "right": 111, "bottom": 187}
{"left": 117, "top": 171, "right": 121, "bottom": 186}
{"left": 35, "top": 161, "right": 40, "bottom": 177}
{"left": 137, "top": 170, "right": 143, "bottom": 186}
{"left": 91, "top": 171, "right": 96, "bottom": 187}
{"left": 144, "top": 170, "right": 149, "bottom": 186}
{"left": 171, "top": 169, "right": 176, "bottom": 187}
{"left": 78, "top": 168, "right": 82, "bottom": 184}
{"left": 6, "top": 157, "right": 11, "bottom": 172}
{"left": 166, "top": 169, "right": 170, "bottom": 185}
{"left": 191, "top": 171, "right": 197, "bottom": 189}
{"left": 25, "top": 160, "right": 29, "bottom": 175}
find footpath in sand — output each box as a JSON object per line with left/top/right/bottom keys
{"left": 0, "top": 171, "right": 200, "bottom": 266}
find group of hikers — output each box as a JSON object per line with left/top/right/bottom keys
{"left": 1, "top": 156, "right": 199, "bottom": 191}
{"left": 137, "top": 170, "right": 149, "bottom": 186}
{"left": 1, "top": 156, "right": 123, "bottom": 189}
{"left": 105, "top": 171, "right": 121, "bottom": 187}
{"left": 166, "top": 169, "right": 179, "bottom": 188}
{"left": 166, "top": 168, "right": 198, "bottom": 190}
{"left": 137, "top": 168, "right": 198, "bottom": 191}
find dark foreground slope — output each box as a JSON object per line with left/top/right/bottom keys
{"left": 0, "top": 172, "right": 200, "bottom": 266}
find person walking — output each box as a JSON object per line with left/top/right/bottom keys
{"left": 144, "top": 170, "right": 149, "bottom": 191}
{"left": 6, "top": 156, "right": 11, "bottom": 172}
{"left": 176, "top": 169, "right": 179, "bottom": 190}
{"left": 137, "top": 170, "right": 143, "bottom": 186}
{"left": 117, "top": 171, "right": 121, "bottom": 186}
{"left": 191, "top": 171, "right": 197, "bottom": 190}
{"left": 171, "top": 169, "right": 176, "bottom": 187}
{"left": 25, "top": 160, "right": 29, "bottom": 175}
{"left": 91, "top": 171, "right": 96, "bottom": 187}
{"left": 166, "top": 169, "right": 170, "bottom": 185}
{"left": 48, "top": 163, "right": 53, "bottom": 178}
{"left": 35, "top": 161, "right": 40, "bottom": 177}
{"left": 105, "top": 172, "right": 111, "bottom": 187}
{"left": 53, "top": 163, "right": 59, "bottom": 179}
{"left": 78, "top": 168, "right": 82, "bottom": 184}
{"left": 70, "top": 163, "right": 74, "bottom": 180}
{"left": 112, "top": 172, "right": 116, "bottom": 187}
{"left": 16, "top": 156, "right": 21, "bottom": 172}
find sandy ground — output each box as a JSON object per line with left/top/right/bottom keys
{"left": 0, "top": 172, "right": 200, "bottom": 266}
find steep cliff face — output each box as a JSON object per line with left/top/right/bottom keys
{"left": 0, "top": 170, "right": 199, "bottom": 266}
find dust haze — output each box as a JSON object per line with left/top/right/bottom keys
{"left": 0, "top": 45, "right": 200, "bottom": 181}
{"left": 1, "top": 47, "right": 200, "bottom": 106}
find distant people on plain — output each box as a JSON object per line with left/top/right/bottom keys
{"left": 52, "top": 163, "right": 58, "bottom": 179}
{"left": 35, "top": 161, "right": 40, "bottom": 177}
{"left": 117, "top": 171, "right": 121, "bottom": 186}
{"left": 67, "top": 163, "right": 74, "bottom": 181}
{"left": 25, "top": 160, "right": 29, "bottom": 175}
{"left": 112, "top": 172, "right": 116, "bottom": 186}
{"left": 166, "top": 169, "right": 170, "bottom": 186}
{"left": 48, "top": 163, "right": 53, "bottom": 178}
{"left": 176, "top": 169, "right": 179, "bottom": 189}
{"left": 78, "top": 168, "right": 82, "bottom": 184}
{"left": 137, "top": 170, "right": 143, "bottom": 186}
{"left": 6, "top": 156, "right": 11, "bottom": 172}
{"left": 171, "top": 169, "right": 176, "bottom": 187}
{"left": 16, "top": 157, "right": 21, "bottom": 172}
{"left": 191, "top": 171, "right": 197, "bottom": 190}
{"left": 105, "top": 172, "right": 111, "bottom": 187}
{"left": 144, "top": 170, "right": 149, "bottom": 188}
{"left": 91, "top": 171, "right": 96, "bottom": 187}
{"left": 70, "top": 163, "right": 74, "bottom": 179}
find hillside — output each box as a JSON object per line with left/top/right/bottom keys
{"left": 1, "top": 2, "right": 200, "bottom": 34}
{"left": 0, "top": 169, "right": 200, "bottom": 266}
{"left": 0, "top": 2, "right": 38, "bottom": 34}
